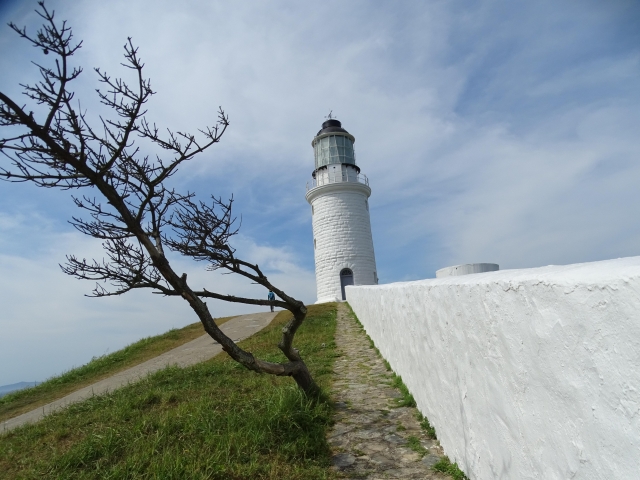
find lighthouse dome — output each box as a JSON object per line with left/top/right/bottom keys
{"left": 316, "top": 119, "right": 350, "bottom": 135}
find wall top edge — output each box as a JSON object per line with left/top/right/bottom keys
{"left": 345, "top": 256, "right": 640, "bottom": 289}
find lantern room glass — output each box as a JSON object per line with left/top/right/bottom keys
{"left": 314, "top": 135, "right": 356, "bottom": 170}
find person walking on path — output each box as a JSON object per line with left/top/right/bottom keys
{"left": 267, "top": 291, "right": 276, "bottom": 312}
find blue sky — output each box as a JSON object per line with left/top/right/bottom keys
{"left": 1, "top": 0, "right": 639, "bottom": 385}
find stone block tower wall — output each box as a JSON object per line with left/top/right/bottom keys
{"left": 305, "top": 119, "right": 378, "bottom": 303}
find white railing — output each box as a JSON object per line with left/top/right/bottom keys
{"left": 306, "top": 172, "right": 369, "bottom": 191}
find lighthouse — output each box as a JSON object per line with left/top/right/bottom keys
{"left": 306, "top": 118, "right": 378, "bottom": 303}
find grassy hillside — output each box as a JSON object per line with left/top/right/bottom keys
{"left": 0, "top": 316, "right": 234, "bottom": 423}
{"left": 0, "top": 304, "right": 338, "bottom": 479}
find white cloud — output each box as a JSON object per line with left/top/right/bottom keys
{"left": 1, "top": 0, "right": 639, "bottom": 382}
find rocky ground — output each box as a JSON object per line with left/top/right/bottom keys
{"left": 328, "top": 303, "right": 450, "bottom": 479}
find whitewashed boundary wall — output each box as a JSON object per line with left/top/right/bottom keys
{"left": 345, "top": 257, "right": 640, "bottom": 480}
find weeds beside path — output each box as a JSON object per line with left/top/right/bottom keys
{"left": 328, "top": 303, "right": 466, "bottom": 479}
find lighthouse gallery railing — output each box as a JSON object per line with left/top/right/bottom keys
{"left": 306, "top": 172, "right": 369, "bottom": 191}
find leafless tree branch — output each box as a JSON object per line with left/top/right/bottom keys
{"left": 0, "top": 2, "right": 317, "bottom": 394}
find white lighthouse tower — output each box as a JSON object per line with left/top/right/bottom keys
{"left": 306, "top": 118, "right": 378, "bottom": 303}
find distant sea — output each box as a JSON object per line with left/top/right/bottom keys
{"left": 0, "top": 382, "right": 39, "bottom": 398}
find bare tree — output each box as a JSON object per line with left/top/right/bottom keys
{"left": 0, "top": 2, "right": 318, "bottom": 394}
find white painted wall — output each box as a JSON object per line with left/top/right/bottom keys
{"left": 307, "top": 181, "right": 377, "bottom": 303}
{"left": 346, "top": 257, "right": 640, "bottom": 480}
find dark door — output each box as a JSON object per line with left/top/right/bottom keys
{"left": 340, "top": 268, "right": 354, "bottom": 300}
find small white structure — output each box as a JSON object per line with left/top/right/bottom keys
{"left": 306, "top": 119, "right": 377, "bottom": 303}
{"left": 436, "top": 263, "right": 499, "bottom": 278}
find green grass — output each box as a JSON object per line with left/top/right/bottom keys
{"left": 0, "top": 304, "right": 338, "bottom": 479}
{"left": 433, "top": 456, "right": 469, "bottom": 480}
{"left": 389, "top": 374, "right": 417, "bottom": 408}
{"left": 417, "top": 412, "right": 437, "bottom": 439}
{"left": 0, "top": 316, "right": 234, "bottom": 424}
{"left": 406, "top": 435, "right": 427, "bottom": 457}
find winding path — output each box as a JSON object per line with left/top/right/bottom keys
{"left": 1, "top": 311, "right": 276, "bottom": 433}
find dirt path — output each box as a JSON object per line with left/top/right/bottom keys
{"left": 1, "top": 311, "right": 276, "bottom": 434}
{"left": 329, "top": 303, "right": 448, "bottom": 479}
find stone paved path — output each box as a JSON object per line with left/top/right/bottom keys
{"left": 1, "top": 311, "right": 276, "bottom": 434}
{"left": 329, "top": 304, "right": 448, "bottom": 479}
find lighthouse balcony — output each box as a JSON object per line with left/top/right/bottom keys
{"left": 306, "top": 170, "right": 369, "bottom": 191}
